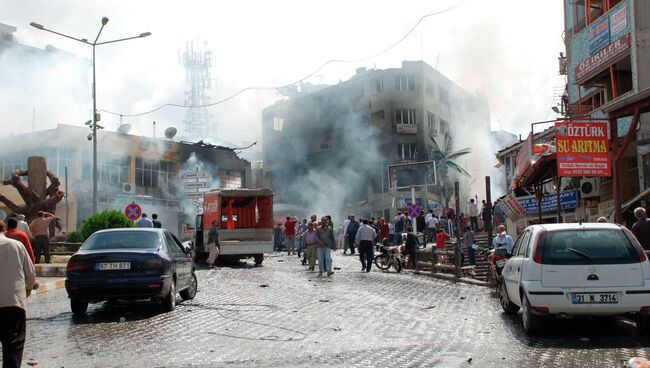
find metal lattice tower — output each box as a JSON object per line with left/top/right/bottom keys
{"left": 180, "top": 40, "right": 212, "bottom": 138}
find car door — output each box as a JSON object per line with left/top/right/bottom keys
{"left": 504, "top": 229, "right": 531, "bottom": 306}
{"left": 165, "top": 231, "right": 191, "bottom": 287}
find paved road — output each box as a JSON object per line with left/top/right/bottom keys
{"left": 15, "top": 252, "right": 650, "bottom": 367}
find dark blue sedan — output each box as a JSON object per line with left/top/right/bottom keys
{"left": 65, "top": 228, "right": 197, "bottom": 315}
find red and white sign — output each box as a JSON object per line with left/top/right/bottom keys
{"left": 555, "top": 120, "right": 611, "bottom": 177}
{"left": 575, "top": 33, "right": 630, "bottom": 82}
{"left": 124, "top": 203, "right": 142, "bottom": 221}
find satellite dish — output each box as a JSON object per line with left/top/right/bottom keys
{"left": 116, "top": 124, "right": 132, "bottom": 134}
{"left": 164, "top": 127, "right": 178, "bottom": 140}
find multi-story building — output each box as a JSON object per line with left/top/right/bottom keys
{"left": 262, "top": 60, "right": 491, "bottom": 220}
{"left": 0, "top": 124, "right": 252, "bottom": 237}
{"left": 564, "top": 0, "right": 650, "bottom": 225}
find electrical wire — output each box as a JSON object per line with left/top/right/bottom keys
{"left": 99, "top": 0, "right": 469, "bottom": 118}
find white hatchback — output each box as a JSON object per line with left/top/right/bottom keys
{"left": 499, "top": 223, "right": 650, "bottom": 334}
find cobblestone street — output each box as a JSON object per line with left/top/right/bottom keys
{"left": 18, "top": 252, "right": 650, "bottom": 367}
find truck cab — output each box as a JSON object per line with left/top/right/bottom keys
{"left": 193, "top": 188, "right": 274, "bottom": 265}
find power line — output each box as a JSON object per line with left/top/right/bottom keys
{"left": 100, "top": 0, "right": 469, "bottom": 118}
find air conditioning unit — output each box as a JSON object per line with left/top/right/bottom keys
{"left": 122, "top": 182, "right": 135, "bottom": 194}
{"left": 580, "top": 178, "right": 600, "bottom": 198}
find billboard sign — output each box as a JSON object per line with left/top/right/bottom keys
{"left": 610, "top": 6, "right": 629, "bottom": 38}
{"left": 588, "top": 16, "right": 610, "bottom": 55}
{"left": 388, "top": 160, "right": 437, "bottom": 190}
{"left": 516, "top": 190, "right": 578, "bottom": 215}
{"left": 555, "top": 120, "right": 611, "bottom": 177}
{"left": 575, "top": 33, "right": 630, "bottom": 82}
{"left": 496, "top": 194, "right": 527, "bottom": 220}
{"left": 512, "top": 132, "right": 533, "bottom": 185}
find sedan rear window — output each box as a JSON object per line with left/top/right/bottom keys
{"left": 542, "top": 229, "right": 639, "bottom": 265}
{"left": 82, "top": 231, "right": 161, "bottom": 250}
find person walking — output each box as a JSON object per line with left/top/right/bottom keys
{"left": 632, "top": 207, "right": 650, "bottom": 251}
{"left": 303, "top": 223, "right": 319, "bottom": 271}
{"left": 467, "top": 198, "right": 479, "bottom": 232}
{"left": 379, "top": 218, "right": 389, "bottom": 243}
{"left": 426, "top": 212, "right": 439, "bottom": 244}
{"left": 355, "top": 219, "right": 376, "bottom": 272}
{"left": 416, "top": 210, "right": 426, "bottom": 237}
{"left": 5, "top": 218, "right": 35, "bottom": 264}
{"left": 137, "top": 213, "right": 153, "bottom": 228}
{"left": 151, "top": 213, "right": 162, "bottom": 229}
{"left": 284, "top": 216, "right": 298, "bottom": 255}
{"left": 480, "top": 200, "right": 492, "bottom": 233}
{"left": 346, "top": 215, "right": 360, "bottom": 255}
{"left": 0, "top": 219, "right": 36, "bottom": 368}
{"left": 205, "top": 220, "right": 220, "bottom": 268}
{"left": 29, "top": 211, "right": 56, "bottom": 264}
{"left": 394, "top": 214, "right": 404, "bottom": 245}
{"left": 403, "top": 226, "right": 419, "bottom": 269}
{"left": 273, "top": 223, "right": 284, "bottom": 252}
{"left": 342, "top": 215, "right": 351, "bottom": 254}
{"left": 463, "top": 226, "right": 476, "bottom": 266}
{"left": 296, "top": 219, "right": 309, "bottom": 257}
{"left": 316, "top": 217, "right": 336, "bottom": 277}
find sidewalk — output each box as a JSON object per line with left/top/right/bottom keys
{"left": 34, "top": 277, "right": 66, "bottom": 295}
{"left": 34, "top": 263, "right": 67, "bottom": 277}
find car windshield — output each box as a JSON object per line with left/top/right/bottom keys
{"left": 542, "top": 229, "right": 639, "bottom": 265}
{"left": 82, "top": 231, "right": 161, "bottom": 251}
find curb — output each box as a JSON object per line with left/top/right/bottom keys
{"left": 415, "top": 270, "right": 491, "bottom": 288}
{"left": 34, "top": 264, "right": 67, "bottom": 277}
{"left": 35, "top": 279, "right": 66, "bottom": 294}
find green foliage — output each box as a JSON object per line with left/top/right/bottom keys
{"left": 66, "top": 231, "right": 84, "bottom": 243}
{"left": 81, "top": 210, "right": 133, "bottom": 240}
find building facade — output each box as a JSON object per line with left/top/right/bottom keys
{"left": 262, "top": 60, "right": 491, "bottom": 220}
{"left": 564, "top": 0, "right": 650, "bottom": 225}
{"left": 0, "top": 125, "right": 252, "bottom": 237}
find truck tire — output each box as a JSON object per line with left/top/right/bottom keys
{"left": 254, "top": 254, "right": 264, "bottom": 266}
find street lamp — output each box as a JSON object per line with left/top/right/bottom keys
{"left": 30, "top": 18, "right": 151, "bottom": 214}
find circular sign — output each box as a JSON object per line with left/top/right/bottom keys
{"left": 407, "top": 203, "right": 421, "bottom": 218}
{"left": 125, "top": 203, "right": 142, "bottom": 221}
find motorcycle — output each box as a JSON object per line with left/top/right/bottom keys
{"left": 487, "top": 247, "right": 509, "bottom": 286}
{"left": 373, "top": 243, "right": 404, "bottom": 273}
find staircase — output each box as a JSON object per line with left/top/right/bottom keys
{"left": 472, "top": 233, "right": 491, "bottom": 281}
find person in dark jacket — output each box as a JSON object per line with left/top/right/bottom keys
{"left": 345, "top": 215, "right": 360, "bottom": 255}
{"left": 403, "top": 226, "right": 419, "bottom": 269}
{"left": 632, "top": 207, "right": 650, "bottom": 250}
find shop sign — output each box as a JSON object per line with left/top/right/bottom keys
{"left": 610, "top": 6, "right": 628, "bottom": 38}
{"left": 555, "top": 120, "right": 611, "bottom": 177}
{"left": 396, "top": 124, "right": 418, "bottom": 134}
{"left": 496, "top": 194, "right": 527, "bottom": 220}
{"left": 516, "top": 190, "right": 578, "bottom": 215}
{"left": 588, "top": 16, "right": 610, "bottom": 55}
{"left": 575, "top": 33, "right": 630, "bottom": 82}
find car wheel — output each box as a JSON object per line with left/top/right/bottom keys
{"left": 254, "top": 254, "right": 264, "bottom": 266}
{"left": 162, "top": 278, "right": 176, "bottom": 312}
{"left": 499, "top": 283, "right": 519, "bottom": 314}
{"left": 521, "top": 294, "right": 543, "bottom": 334}
{"left": 180, "top": 273, "right": 197, "bottom": 301}
{"left": 70, "top": 299, "right": 88, "bottom": 316}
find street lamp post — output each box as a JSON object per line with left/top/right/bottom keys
{"left": 30, "top": 18, "right": 151, "bottom": 214}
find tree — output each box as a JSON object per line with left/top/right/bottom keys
{"left": 81, "top": 210, "right": 133, "bottom": 240}
{"left": 430, "top": 133, "right": 472, "bottom": 207}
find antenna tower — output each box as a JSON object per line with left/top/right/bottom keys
{"left": 180, "top": 40, "right": 213, "bottom": 138}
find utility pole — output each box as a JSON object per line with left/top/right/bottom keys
{"left": 454, "top": 181, "right": 461, "bottom": 278}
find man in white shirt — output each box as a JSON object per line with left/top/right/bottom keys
{"left": 426, "top": 213, "right": 439, "bottom": 244}
{"left": 467, "top": 198, "right": 479, "bottom": 232}
{"left": 0, "top": 219, "right": 36, "bottom": 368}
{"left": 16, "top": 215, "right": 33, "bottom": 239}
{"left": 355, "top": 219, "right": 377, "bottom": 272}
{"left": 492, "top": 225, "right": 514, "bottom": 255}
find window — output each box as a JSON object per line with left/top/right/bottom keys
{"left": 427, "top": 111, "right": 437, "bottom": 134}
{"left": 426, "top": 79, "right": 435, "bottom": 96}
{"left": 372, "top": 77, "right": 384, "bottom": 93}
{"left": 395, "top": 108, "right": 416, "bottom": 125}
{"left": 397, "top": 144, "right": 418, "bottom": 160}
{"left": 439, "top": 88, "right": 449, "bottom": 105}
{"left": 395, "top": 74, "right": 415, "bottom": 91}
{"left": 542, "top": 229, "right": 640, "bottom": 265}
{"left": 135, "top": 158, "right": 177, "bottom": 189}
{"left": 439, "top": 119, "right": 449, "bottom": 135}
{"left": 273, "top": 117, "right": 284, "bottom": 131}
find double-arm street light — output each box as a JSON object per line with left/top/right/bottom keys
{"left": 30, "top": 17, "right": 151, "bottom": 214}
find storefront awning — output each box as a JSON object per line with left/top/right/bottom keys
{"left": 517, "top": 153, "right": 557, "bottom": 189}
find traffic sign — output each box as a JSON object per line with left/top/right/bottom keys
{"left": 185, "top": 192, "right": 205, "bottom": 199}
{"left": 185, "top": 182, "right": 210, "bottom": 189}
{"left": 183, "top": 171, "right": 210, "bottom": 179}
{"left": 125, "top": 203, "right": 142, "bottom": 221}
{"left": 407, "top": 203, "right": 421, "bottom": 218}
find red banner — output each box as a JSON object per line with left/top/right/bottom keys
{"left": 555, "top": 120, "right": 611, "bottom": 177}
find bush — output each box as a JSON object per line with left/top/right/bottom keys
{"left": 81, "top": 210, "right": 133, "bottom": 240}
{"left": 66, "top": 231, "right": 84, "bottom": 243}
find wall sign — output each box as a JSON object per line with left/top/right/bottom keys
{"left": 555, "top": 120, "right": 611, "bottom": 177}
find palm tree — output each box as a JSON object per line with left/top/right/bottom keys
{"left": 429, "top": 133, "right": 472, "bottom": 207}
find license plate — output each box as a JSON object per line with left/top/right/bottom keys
{"left": 97, "top": 262, "right": 131, "bottom": 271}
{"left": 571, "top": 293, "right": 618, "bottom": 304}
{"left": 496, "top": 259, "right": 506, "bottom": 268}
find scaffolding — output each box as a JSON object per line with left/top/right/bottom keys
{"left": 180, "top": 40, "right": 213, "bottom": 139}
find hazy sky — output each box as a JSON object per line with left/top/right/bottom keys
{"left": 0, "top": 0, "right": 566, "bottom": 146}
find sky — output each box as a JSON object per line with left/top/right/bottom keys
{"left": 0, "top": 0, "right": 566, "bottom": 148}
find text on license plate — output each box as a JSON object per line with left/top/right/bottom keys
{"left": 97, "top": 262, "right": 131, "bottom": 270}
{"left": 571, "top": 293, "right": 618, "bottom": 304}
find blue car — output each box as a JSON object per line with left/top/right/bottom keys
{"left": 65, "top": 228, "right": 197, "bottom": 315}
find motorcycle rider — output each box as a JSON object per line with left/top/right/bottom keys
{"left": 492, "top": 225, "right": 514, "bottom": 255}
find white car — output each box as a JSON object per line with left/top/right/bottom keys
{"left": 499, "top": 223, "right": 650, "bottom": 334}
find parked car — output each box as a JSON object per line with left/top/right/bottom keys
{"left": 65, "top": 228, "right": 197, "bottom": 316}
{"left": 499, "top": 223, "right": 650, "bottom": 334}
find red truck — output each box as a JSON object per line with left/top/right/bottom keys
{"left": 192, "top": 188, "right": 274, "bottom": 265}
